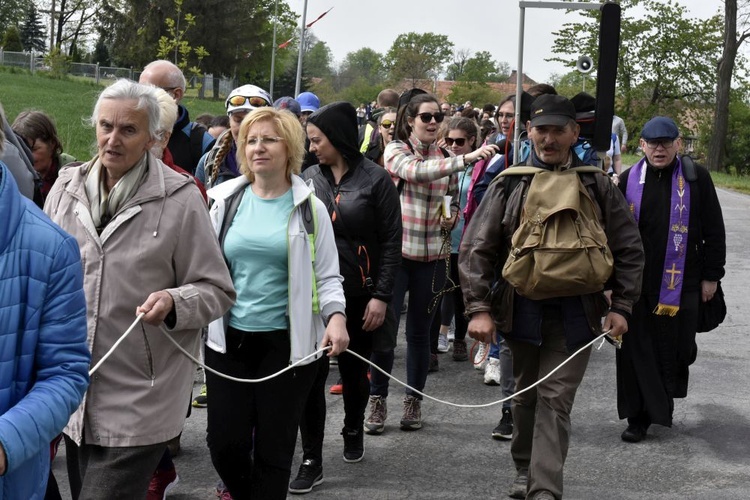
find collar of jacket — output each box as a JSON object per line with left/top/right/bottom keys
{"left": 57, "top": 152, "right": 193, "bottom": 214}
{"left": 207, "top": 173, "right": 315, "bottom": 208}
{"left": 529, "top": 149, "right": 580, "bottom": 170}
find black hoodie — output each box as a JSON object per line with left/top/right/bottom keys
{"left": 302, "top": 102, "right": 402, "bottom": 300}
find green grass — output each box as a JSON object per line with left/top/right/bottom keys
{"left": 0, "top": 69, "right": 226, "bottom": 160}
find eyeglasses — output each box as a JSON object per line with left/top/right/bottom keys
{"left": 645, "top": 139, "right": 675, "bottom": 149}
{"left": 496, "top": 112, "right": 514, "bottom": 120}
{"left": 416, "top": 112, "right": 445, "bottom": 124}
{"left": 246, "top": 136, "right": 284, "bottom": 147}
{"left": 444, "top": 137, "right": 468, "bottom": 147}
{"left": 227, "top": 95, "right": 270, "bottom": 108}
{"left": 380, "top": 120, "right": 395, "bottom": 129}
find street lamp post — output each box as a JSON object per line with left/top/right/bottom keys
{"left": 270, "top": 0, "right": 279, "bottom": 99}
{"left": 294, "top": 0, "right": 308, "bottom": 97}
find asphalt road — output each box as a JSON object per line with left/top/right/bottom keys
{"left": 53, "top": 187, "right": 750, "bottom": 499}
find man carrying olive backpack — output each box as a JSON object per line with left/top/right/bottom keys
{"left": 459, "top": 94, "right": 644, "bottom": 499}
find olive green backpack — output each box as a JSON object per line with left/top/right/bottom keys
{"left": 499, "top": 166, "right": 614, "bottom": 300}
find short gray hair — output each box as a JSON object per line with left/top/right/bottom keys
{"left": 91, "top": 79, "right": 162, "bottom": 141}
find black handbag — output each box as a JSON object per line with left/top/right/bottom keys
{"left": 697, "top": 281, "right": 726, "bottom": 333}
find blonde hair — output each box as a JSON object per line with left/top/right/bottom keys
{"left": 237, "top": 107, "right": 305, "bottom": 182}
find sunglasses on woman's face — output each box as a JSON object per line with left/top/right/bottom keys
{"left": 380, "top": 120, "right": 395, "bottom": 129}
{"left": 416, "top": 112, "right": 445, "bottom": 124}
{"left": 445, "top": 137, "right": 468, "bottom": 147}
{"left": 227, "top": 95, "right": 270, "bottom": 108}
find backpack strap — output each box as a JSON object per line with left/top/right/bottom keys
{"left": 189, "top": 122, "right": 209, "bottom": 167}
{"left": 300, "top": 196, "right": 320, "bottom": 314}
{"left": 680, "top": 154, "right": 698, "bottom": 182}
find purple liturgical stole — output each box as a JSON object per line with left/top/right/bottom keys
{"left": 626, "top": 157, "right": 690, "bottom": 316}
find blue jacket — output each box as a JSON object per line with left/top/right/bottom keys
{"left": 0, "top": 162, "right": 89, "bottom": 499}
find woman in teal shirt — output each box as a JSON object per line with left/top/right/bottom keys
{"left": 205, "top": 107, "right": 348, "bottom": 499}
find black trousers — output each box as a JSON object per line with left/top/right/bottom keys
{"left": 300, "top": 295, "right": 374, "bottom": 462}
{"left": 205, "top": 328, "right": 317, "bottom": 500}
{"left": 616, "top": 291, "right": 700, "bottom": 427}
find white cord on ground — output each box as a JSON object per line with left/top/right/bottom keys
{"left": 90, "top": 314, "right": 616, "bottom": 408}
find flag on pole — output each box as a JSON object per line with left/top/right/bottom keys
{"left": 306, "top": 7, "right": 333, "bottom": 28}
{"left": 278, "top": 7, "right": 333, "bottom": 49}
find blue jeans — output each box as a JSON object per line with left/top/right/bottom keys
{"left": 370, "top": 258, "right": 446, "bottom": 399}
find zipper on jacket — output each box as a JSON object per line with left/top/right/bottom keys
{"left": 141, "top": 324, "right": 156, "bottom": 386}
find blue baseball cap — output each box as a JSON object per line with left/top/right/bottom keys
{"left": 296, "top": 92, "right": 320, "bottom": 113}
{"left": 641, "top": 116, "right": 679, "bottom": 140}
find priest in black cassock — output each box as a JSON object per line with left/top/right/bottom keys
{"left": 616, "top": 116, "right": 726, "bottom": 443}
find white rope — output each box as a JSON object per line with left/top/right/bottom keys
{"left": 88, "top": 313, "right": 145, "bottom": 376}
{"left": 91, "top": 314, "right": 618, "bottom": 408}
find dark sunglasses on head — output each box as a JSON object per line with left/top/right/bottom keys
{"left": 380, "top": 120, "right": 395, "bottom": 129}
{"left": 227, "top": 95, "right": 270, "bottom": 108}
{"left": 416, "top": 112, "right": 445, "bottom": 124}
{"left": 444, "top": 137, "right": 468, "bottom": 147}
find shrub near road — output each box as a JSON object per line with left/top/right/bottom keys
{"left": 0, "top": 70, "right": 225, "bottom": 160}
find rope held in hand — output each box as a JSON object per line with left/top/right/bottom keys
{"left": 90, "top": 314, "right": 615, "bottom": 409}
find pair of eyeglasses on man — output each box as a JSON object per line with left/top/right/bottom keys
{"left": 444, "top": 137, "right": 469, "bottom": 147}
{"left": 416, "top": 112, "right": 445, "bottom": 124}
{"left": 645, "top": 139, "right": 674, "bottom": 149}
{"left": 246, "top": 136, "right": 284, "bottom": 147}
{"left": 227, "top": 95, "right": 271, "bottom": 108}
{"left": 380, "top": 120, "right": 395, "bottom": 129}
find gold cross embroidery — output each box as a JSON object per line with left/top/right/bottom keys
{"left": 665, "top": 263, "right": 681, "bottom": 290}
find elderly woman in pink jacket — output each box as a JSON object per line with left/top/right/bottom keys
{"left": 44, "top": 79, "right": 235, "bottom": 498}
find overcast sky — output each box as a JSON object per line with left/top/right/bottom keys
{"left": 286, "top": 0, "right": 725, "bottom": 83}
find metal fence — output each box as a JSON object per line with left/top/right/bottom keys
{"left": 0, "top": 49, "right": 236, "bottom": 99}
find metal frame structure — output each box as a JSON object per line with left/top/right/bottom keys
{"left": 514, "top": 1, "right": 605, "bottom": 164}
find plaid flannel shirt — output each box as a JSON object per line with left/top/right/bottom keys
{"left": 384, "top": 136, "right": 464, "bottom": 262}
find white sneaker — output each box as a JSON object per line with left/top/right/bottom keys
{"left": 437, "top": 333, "right": 450, "bottom": 353}
{"left": 484, "top": 357, "right": 501, "bottom": 385}
{"left": 474, "top": 342, "right": 488, "bottom": 370}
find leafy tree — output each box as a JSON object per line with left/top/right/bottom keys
{"left": 549, "top": 70, "right": 598, "bottom": 98}
{"left": 386, "top": 32, "right": 454, "bottom": 86}
{"left": 304, "top": 39, "right": 333, "bottom": 78}
{"left": 21, "top": 4, "right": 47, "bottom": 53}
{"left": 448, "top": 81, "right": 501, "bottom": 109}
{"left": 707, "top": 0, "right": 750, "bottom": 171}
{"left": 91, "top": 32, "right": 110, "bottom": 66}
{"left": 2, "top": 26, "right": 24, "bottom": 52}
{"left": 446, "top": 48, "right": 471, "bottom": 81}
{"left": 338, "top": 48, "right": 384, "bottom": 88}
{"left": 49, "top": 0, "right": 101, "bottom": 55}
{"left": 550, "top": 0, "right": 723, "bottom": 139}
{"left": 0, "top": 0, "right": 28, "bottom": 41}
{"left": 462, "top": 51, "right": 501, "bottom": 83}
{"left": 155, "top": 0, "right": 208, "bottom": 82}
{"left": 108, "top": 0, "right": 298, "bottom": 90}
{"left": 336, "top": 76, "right": 382, "bottom": 108}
